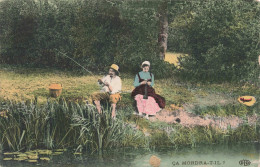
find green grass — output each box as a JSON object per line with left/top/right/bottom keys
{"left": 193, "top": 103, "right": 259, "bottom": 117}
{"left": 0, "top": 99, "right": 146, "bottom": 152}
{"left": 1, "top": 64, "right": 259, "bottom": 116}
{"left": 0, "top": 65, "right": 196, "bottom": 107}
{"left": 0, "top": 65, "right": 259, "bottom": 154}
{"left": 0, "top": 99, "right": 259, "bottom": 154}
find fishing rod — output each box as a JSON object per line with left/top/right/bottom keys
{"left": 55, "top": 49, "right": 93, "bottom": 75}
{"left": 143, "top": 80, "right": 148, "bottom": 99}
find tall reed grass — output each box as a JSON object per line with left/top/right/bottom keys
{"left": 0, "top": 99, "right": 143, "bottom": 153}
{"left": 0, "top": 99, "right": 259, "bottom": 153}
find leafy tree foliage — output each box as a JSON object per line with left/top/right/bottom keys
{"left": 170, "top": 0, "right": 260, "bottom": 82}
{"left": 0, "top": 0, "right": 173, "bottom": 78}
{"left": 0, "top": 0, "right": 258, "bottom": 82}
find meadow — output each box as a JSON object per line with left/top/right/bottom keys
{"left": 1, "top": 63, "right": 259, "bottom": 109}
{"left": 0, "top": 97, "right": 259, "bottom": 156}
{"left": 0, "top": 63, "right": 259, "bottom": 155}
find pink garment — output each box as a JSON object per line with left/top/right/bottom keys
{"left": 135, "top": 94, "right": 161, "bottom": 115}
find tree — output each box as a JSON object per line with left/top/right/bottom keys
{"left": 170, "top": 0, "right": 260, "bottom": 82}
{"left": 158, "top": 0, "right": 168, "bottom": 60}
{"left": 0, "top": 0, "right": 175, "bottom": 78}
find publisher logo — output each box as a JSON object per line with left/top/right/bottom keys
{"left": 239, "top": 159, "right": 251, "bottom": 166}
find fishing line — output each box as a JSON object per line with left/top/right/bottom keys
{"left": 55, "top": 49, "right": 93, "bottom": 75}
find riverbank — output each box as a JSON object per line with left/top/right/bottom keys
{"left": 0, "top": 65, "right": 259, "bottom": 154}
{"left": 0, "top": 98, "right": 259, "bottom": 153}
{"left": 1, "top": 65, "right": 259, "bottom": 110}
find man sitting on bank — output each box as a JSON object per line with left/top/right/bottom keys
{"left": 91, "top": 64, "right": 122, "bottom": 118}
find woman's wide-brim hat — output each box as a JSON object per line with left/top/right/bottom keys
{"left": 110, "top": 64, "right": 120, "bottom": 75}
{"left": 238, "top": 96, "right": 256, "bottom": 106}
{"left": 141, "top": 61, "right": 150, "bottom": 67}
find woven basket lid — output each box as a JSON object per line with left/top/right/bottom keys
{"left": 49, "top": 84, "right": 62, "bottom": 90}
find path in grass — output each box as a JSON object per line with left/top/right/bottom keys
{"left": 149, "top": 108, "right": 259, "bottom": 130}
{"left": 149, "top": 90, "right": 259, "bottom": 129}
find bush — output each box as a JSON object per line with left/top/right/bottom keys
{"left": 0, "top": 0, "right": 171, "bottom": 77}
{"left": 170, "top": 0, "right": 260, "bottom": 82}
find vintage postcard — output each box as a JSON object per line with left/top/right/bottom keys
{"left": 0, "top": 0, "right": 259, "bottom": 166}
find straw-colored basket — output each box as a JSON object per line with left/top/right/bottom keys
{"left": 49, "top": 84, "right": 62, "bottom": 98}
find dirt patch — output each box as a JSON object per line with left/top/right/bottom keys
{"left": 149, "top": 109, "right": 259, "bottom": 130}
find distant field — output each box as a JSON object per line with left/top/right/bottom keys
{"left": 164, "top": 52, "right": 188, "bottom": 66}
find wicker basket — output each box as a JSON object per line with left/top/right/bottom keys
{"left": 49, "top": 83, "right": 62, "bottom": 98}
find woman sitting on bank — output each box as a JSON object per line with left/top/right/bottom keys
{"left": 131, "top": 61, "right": 165, "bottom": 119}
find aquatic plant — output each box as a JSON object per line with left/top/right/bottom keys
{"left": 0, "top": 99, "right": 145, "bottom": 153}
{"left": 0, "top": 99, "right": 77, "bottom": 151}
{"left": 71, "top": 102, "right": 134, "bottom": 151}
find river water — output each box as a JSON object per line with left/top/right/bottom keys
{"left": 1, "top": 143, "right": 259, "bottom": 167}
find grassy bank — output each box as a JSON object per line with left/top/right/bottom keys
{"left": 0, "top": 99, "right": 259, "bottom": 154}
{"left": 0, "top": 65, "right": 259, "bottom": 116}
{"left": 0, "top": 65, "right": 259, "bottom": 154}
{"left": 0, "top": 99, "right": 145, "bottom": 152}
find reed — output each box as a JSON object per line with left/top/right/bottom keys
{"left": 129, "top": 116, "right": 260, "bottom": 148}
{"left": 0, "top": 99, "right": 77, "bottom": 151}
{"left": 0, "top": 99, "right": 145, "bottom": 153}
{"left": 0, "top": 99, "right": 259, "bottom": 154}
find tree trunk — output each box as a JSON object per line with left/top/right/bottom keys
{"left": 158, "top": 1, "right": 168, "bottom": 60}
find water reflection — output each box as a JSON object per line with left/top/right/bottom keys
{"left": 0, "top": 143, "right": 259, "bottom": 167}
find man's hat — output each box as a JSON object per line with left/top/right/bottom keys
{"left": 238, "top": 96, "right": 256, "bottom": 106}
{"left": 110, "top": 64, "right": 120, "bottom": 75}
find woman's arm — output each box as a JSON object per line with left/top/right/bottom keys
{"left": 134, "top": 74, "right": 140, "bottom": 87}
{"left": 147, "top": 73, "right": 154, "bottom": 87}
{"left": 151, "top": 73, "right": 154, "bottom": 87}
{"left": 134, "top": 73, "right": 147, "bottom": 87}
